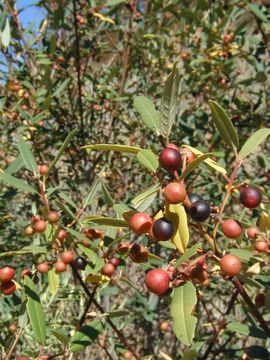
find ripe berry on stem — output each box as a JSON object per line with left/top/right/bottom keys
{"left": 36, "top": 262, "right": 49, "bottom": 273}
{"left": 21, "top": 269, "right": 32, "bottom": 279}
{"left": 255, "top": 293, "right": 265, "bottom": 308}
{"left": 159, "top": 147, "right": 181, "bottom": 172}
{"left": 240, "top": 185, "right": 262, "bottom": 208}
{"left": 55, "top": 260, "right": 67, "bottom": 273}
{"left": 0, "top": 281, "right": 16, "bottom": 295}
{"left": 24, "top": 225, "right": 34, "bottom": 236}
{"left": 39, "top": 164, "right": 49, "bottom": 176}
{"left": 255, "top": 240, "right": 268, "bottom": 253}
{"left": 221, "top": 219, "right": 243, "bottom": 239}
{"left": 108, "top": 257, "right": 120, "bottom": 267}
{"left": 180, "top": 147, "right": 195, "bottom": 165}
{"left": 74, "top": 256, "right": 87, "bottom": 270}
{"left": 189, "top": 193, "right": 203, "bottom": 204}
{"left": 47, "top": 211, "right": 60, "bottom": 223}
{"left": 247, "top": 226, "right": 259, "bottom": 239}
{"left": 164, "top": 182, "right": 186, "bottom": 204}
{"left": 0, "top": 266, "right": 15, "bottom": 283}
{"left": 220, "top": 254, "right": 242, "bottom": 277}
{"left": 34, "top": 220, "right": 47, "bottom": 233}
{"left": 152, "top": 217, "right": 174, "bottom": 241}
{"left": 61, "top": 251, "right": 74, "bottom": 264}
{"left": 102, "top": 263, "right": 115, "bottom": 277}
{"left": 57, "top": 229, "right": 67, "bottom": 242}
{"left": 128, "top": 212, "right": 152, "bottom": 235}
{"left": 190, "top": 200, "right": 211, "bottom": 222}
{"left": 145, "top": 269, "right": 170, "bottom": 295}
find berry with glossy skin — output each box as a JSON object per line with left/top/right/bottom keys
{"left": 0, "top": 266, "right": 15, "bottom": 283}
{"left": 128, "top": 212, "right": 152, "bottom": 235}
{"left": 21, "top": 268, "right": 32, "bottom": 279}
{"left": 39, "top": 164, "right": 49, "bottom": 176}
{"left": 190, "top": 266, "right": 208, "bottom": 284}
{"left": 247, "top": 226, "right": 260, "bottom": 239}
{"left": 222, "top": 219, "right": 243, "bottom": 239}
{"left": 108, "top": 257, "right": 120, "bottom": 267}
{"left": 220, "top": 254, "right": 242, "bottom": 277}
{"left": 32, "top": 214, "right": 41, "bottom": 223}
{"left": 255, "top": 293, "right": 265, "bottom": 308}
{"left": 36, "top": 262, "right": 49, "bottom": 273}
{"left": 267, "top": 171, "right": 270, "bottom": 182}
{"left": 152, "top": 218, "right": 174, "bottom": 241}
{"left": 159, "top": 147, "right": 181, "bottom": 172}
{"left": 180, "top": 147, "right": 195, "bottom": 164}
{"left": 130, "top": 244, "right": 149, "bottom": 263}
{"left": 34, "top": 220, "right": 47, "bottom": 233}
{"left": 145, "top": 269, "right": 170, "bottom": 295}
{"left": 1, "top": 281, "right": 16, "bottom": 295}
{"left": 240, "top": 185, "right": 262, "bottom": 209}
{"left": 255, "top": 240, "right": 268, "bottom": 253}
{"left": 190, "top": 200, "right": 211, "bottom": 222}
{"left": 55, "top": 260, "right": 67, "bottom": 273}
{"left": 167, "top": 143, "right": 178, "bottom": 151}
{"left": 47, "top": 211, "right": 60, "bottom": 223}
{"left": 74, "top": 256, "right": 87, "bottom": 270}
{"left": 57, "top": 229, "right": 67, "bottom": 242}
{"left": 160, "top": 321, "right": 170, "bottom": 332}
{"left": 102, "top": 263, "right": 115, "bottom": 277}
{"left": 164, "top": 182, "right": 186, "bottom": 204}
{"left": 189, "top": 193, "right": 203, "bottom": 204}
{"left": 61, "top": 251, "right": 74, "bottom": 264}
{"left": 24, "top": 225, "right": 34, "bottom": 236}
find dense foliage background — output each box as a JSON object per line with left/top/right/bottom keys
{"left": 0, "top": 0, "right": 270, "bottom": 359}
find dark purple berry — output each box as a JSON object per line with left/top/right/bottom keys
{"left": 159, "top": 147, "right": 181, "bottom": 172}
{"left": 190, "top": 200, "right": 211, "bottom": 222}
{"left": 240, "top": 186, "right": 262, "bottom": 209}
{"left": 188, "top": 193, "right": 203, "bottom": 204}
{"left": 152, "top": 218, "right": 174, "bottom": 241}
{"left": 74, "top": 256, "right": 87, "bottom": 270}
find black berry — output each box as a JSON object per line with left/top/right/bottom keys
{"left": 152, "top": 217, "right": 174, "bottom": 241}
{"left": 239, "top": 185, "right": 262, "bottom": 209}
{"left": 190, "top": 200, "right": 211, "bottom": 222}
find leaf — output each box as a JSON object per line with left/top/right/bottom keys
{"left": 51, "top": 329, "right": 68, "bottom": 345}
{"left": 258, "top": 211, "right": 270, "bottom": 232}
{"left": 52, "top": 78, "right": 71, "bottom": 97}
{"left": 48, "top": 268, "right": 59, "bottom": 295}
{"left": 24, "top": 277, "right": 46, "bottom": 344}
{"left": 82, "top": 144, "right": 141, "bottom": 154}
{"left": 5, "top": 155, "right": 24, "bottom": 175}
{"left": 226, "top": 322, "right": 267, "bottom": 339}
{"left": 78, "top": 243, "right": 98, "bottom": 264}
{"left": 229, "top": 249, "right": 253, "bottom": 262}
{"left": 239, "top": 129, "right": 270, "bottom": 160}
{"left": 93, "top": 12, "right": 115, "bottom": 25}
{"left": 107, "top": 0, "right": 126, "bottom": 6}
{"left": 180, "top": 154, "right": 211, "bottom": 180}
{"left": 136, "top": 149, "right": 158, "bottom": 173}
{"left": 0, "top": 246, "right": 47, "bottom": 258}
{"left": 165, "top": 203, "right": 189, "bottom": 254}
{"left": 247, "top": 4, "right": 268, "bottom": 22}
{"left": 84, "top": 216, "right": 128, "bottom": 228}
{"left": 99, "top": 178, "right": 114, "bottom": 206}
{"left": 49, "top": 129, "right": 78, "bottom": 172}
{"left": 18, "top": 137, "right": 38, "bottom": 174}
{"left": 70, "top": 320, "right": 103, "bottom": 352}
{"left": 182, "top": 145, "right": 227, "bottom": 174}
{"left": 246, "top": 345, "right": 269, "bottom": 360}
{"left": 0, "top": 172, "right": 37, "bottom": 194}
{"left": 175, "top": 244, "right": 202, "bottom": 267}
{"left": 83, "top": 178, "right": 101, "bottom": 207}
{"left": 209, "top": 100, "right": 239, "bottom": 150}
{"left": 171, "top": 282, "right": 197, "bottom": 345}
{"left": 132, "top": 184, "right": 160, "bottom": 211}
{"left": 133, "top": 96, "right": 160, "bottom": 134}
{"left": 1, "top": 18, "right": 10, "bottom": 47}
{"left": 160, "top": 64, "right": 180, "bottom": 139}
{"left": 113, "top": 203, "right": 134, "bottom": 218}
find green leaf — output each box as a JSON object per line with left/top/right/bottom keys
{"left": 247, "top": 4, "right": 268, "bottom": 22}
{"left": 175, "top": 244, "right": 202, "bottom": 267}
{"left": 84, "top": 216, "right": 128, "bottom": 228}
{"left": 160, "top": 64, "right": 180, "bottom": 139}
{"left": 226, "top": 322, "right": 267, "bottom": 339}
{"left": 48, "top": 268, "right": 59, "bottom": 295}
{"left": 1, "top": 18, "right": 10, "bottom": 47}
{"left": 180, "top": 154, "right": 211, "bottom": 180}
{"left": 246, "top": 345, "right": 269, "bottom": 359}
{"left": 52, "top": 78, "right": 71, "bottom": 97}
{"left": 0, "top": 246, "right": 47, "bottom": 258}
{"left": 83, "top": 178, "right": 101, "bottom": 207}
{"left": 78, "top": 243, "right": 98, "bottom": 264}
{"left": 239, "top": 128, "right": 270, "bottom": 160}
{"left": 107, "top": 0, "right": 126, "bottom": 6}
{"left": 49, "top": 129, "right": 78, "bottom": 172}
{"left": 136, "top": 149, "right": 158, "bottom": 173}
{"left": 51, "top": 329, "right": 69, "bottom": 345}
{"left": 82, "top": 144, "right": 141, "bottom": 154}
{"left": 209, "top": 100, "right": 239, "bottom": 149}
{"left": 133, "top": 96, "right": 160, "bottom": 134}
{"left": 18, "top": 137, "right": 38, "bottom": 174}
{"left": 55, "top": 200, "right": 77, "bottom": 220}
{"left": 113, "top": 203, "right": 134, "bottom": 218}
{"left": 24, "top": 277, "right": 46, "bottom": 344}
{"left": 229, "top": 249, "right": 253, "bottom": 262}
{"left": 132, "top": 184, "right": 160, "bottom": 211}
{"left": 0, "top": 172, "right": 37, "bottom": 194}
{"left": 99, "top": 178, "right": 114, "bottom": 206}
{"left": 171, "top": 282, "right": 197, "bottom": 345}
{"left": 5, "top": 155, "right": 24, "bottom": 175}
{"left": 70, "top": 320, "right": 103, "bottom": 352}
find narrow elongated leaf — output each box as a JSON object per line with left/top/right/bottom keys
{"left": 51, "top": 329, "right": 68, "bottom": 345}
{"left": 171, "top": 282, "right": 197, "bottom": 345}
{"left": 83, "top": 178, "right": 101, "bottom": 207}
{"left": 84, "top": 216, "right": 128, "bottom": 227}
{"left": 227, "top": 322, "right": 267, "bottom": 339}
{"left": 247, "top": 4, "right": 268, "bottom": 22}
{"left": 165, "top": 203, "right": 189, "bottom": 254}
{"left": 24, "top": 277, "right": 46, "bottom": 344}
{"left": 132, "top": 184, "right": 160, "bottom": 208}
{"left": 180, "top": 154, "right": 211, "bottom": 180}
{"left": 5, "top": 155, "right": 24, "bottom": 175}
{"left": 239, "top": 128, "right": 270, "bottom": 159}
{"left": 175, "top": 244, "right": 202, "bottom": 267}
{"left": 1, "top": 18, "right": 10, "bottom": 47}
{"left": 48, "top": 268, "right": 59, "bottom": 295}
{"left": 99, "top": 178, "right": 114, "bottom": 205}
{"left": 136, "top": 149, "right": 158, "bottom": 173}
{"left": 71, "top": 320, "right": 103, "bottom": 352}
{"left": 0, "top": 246, "right": 47, "bottom": 258}
{"left": 78, "top": 243, "right": 98, "bottom": 264}
{"left": 133, "top": 96, "right": 160, "bottom": 134}
{"left": 82, "top": 144, "right": 141, "bottom": 154}
{"left": 18, "top": 137, "right": 38, "bottom": 173}
{"left": 52, "top": 78, "right": 71, "bottom": 97}
{"left": 209, "top": 100, "right": 239, "bottom": 149}
{"left": 0, "top": 172, "right": 37, "bottom": 194}
{"left": 160, "top": 64, "right": 180, "bottom": 139}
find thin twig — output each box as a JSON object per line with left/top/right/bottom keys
{"left": 4, "top": 328, "right": 24, "bottom": 360}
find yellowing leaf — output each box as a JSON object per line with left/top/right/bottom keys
{"left": 93, "top": 12, "right": 115, "bottom": 25}
{"left": 259, "top": 211, "right": 270, "bottom": 232}
{"left": 182, "top": 145, "right": 227, "bottom": 174}
{"left": 165, "top": 203, "right": 189, "bottom": 254}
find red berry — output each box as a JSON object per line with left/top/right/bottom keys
{"left": 47, "top": 211, "right": 60, "bottom": 223}
{"left": 130, "top": 244, "right": 149, "bottom": 263}
{"left": 101, "top": 263, "right": 115, "bottom": 277}
{"left": 17, "top": 357, "right": 29, "bottom": 360}
{"left": 255, "top": 240, "right": 268, "bottom": 253}
{"left": 221, "top": 219, "right": 243, "bottom": 239}
{"left": 145, "top": 269, "right": 170, "bottom": 295}
{"left": 247, "top": 226, "right": 259, "bottom": 239}
{"left": 160, "top": 321, "right": 170, "bottom": 332}
{"left": 167, "top": 143, "right": 179, "bottom": 151}
{"left": 39, "top": 164, "right": 49, "bottom": 175}
{"left": 61, "top": 251, "right": 74, "bottom": 264}
{"left": 159, "top": 147, "right": 181, "bottom": 172}
{"left": 255, "top": 293, "right": 265, "bottom": 308}
{"left": 55, "top": 260, "right": 66, "bottom": 273}
{"left": 123, "top": 351, "right": 132, "bottom": 360}
{"left": 34, "top": 220, "right": 47, "bottom": 233}
{"left": 32, "top": 214, "right": 41, "bottom": 223}
{"left": 24, "top": 225, "right": 34, "bottom": 236}
{"left": 57, "top": 229, "right": 67, "bottom": 241}
{"left": 190, "top": 266, "right": 208, "bottom": 284}
{"left": 1, "top": 281, "right": 16, "bottom": 295}
{"left": 267, "top": 171, "right": 270, "bottom": 182}
{"left": 164, "top": 182, "right": 186, "bottom": 204}
{"left": 36, "top": 262, "right": 49, "bottom": 273}
{"left": 0, "top": 266, "right": 15, "bottom": 283}
{"left": 21, "top": 268, "right": 32, "bottom": 279}
{"left": 240, "top": 185, "right": 262, "bottom": 209}
{"left": 220, "top": 254, "right": 242, "bottom": 277}
{"left": 180, "top": 148, "right": 195, "bottom": 164}
{"left": 128, "top": 212, "right": 152, "bottom": 235}
{"left": 108, "top": 257, "right": 120, "bottom": 267}
{"left": 118, "top": 243, "right": 131, "bottom": 253}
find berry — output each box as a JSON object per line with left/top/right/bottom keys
{"left": 160, "top": 321, "right": 170, "bottom": 332}
{"left": 24, "top": 225, "right": 34, "bottom": 236}
{"left": 17, "top": 357, "right": 29, "bottom": 360}
{"left": 267, "top": 171, "right": 270, "bottom": 182}
{"left": 164, "top": 182, "right": 186, "bottom": 204}
{"left": 247, "top": 226, "right": 259, "bottom": 239}
{"left": 255, "top": 240, "right": 268, "bottom": 253}
{"left": 36, "top": 262, "right": 49, "bottom": 273}
{"left": 145, "top": 269, "right": 170, "bottom": 295}
{"left": 188, "top": 193, "right": 203, "bottom": 204}
{"left": 61, "top": 251, "right": 74, "bottom": 264}
{"left": 159, "top": 147, "right": 181, "bottom": 172}
{"left": 39, "top": 164, "right": 49, "bottom": 176}
{"left": 32, "top": 214, "right": 41, "bottom": 223}
{"left": 180, "top": 147, "right": 195, "bottom": 164}
{"left": 47, "top": 211, "right": 60, "bottom": 223}
{"left": 55, "top": 260, "right": 67, "bottom": 273}
{"left": 190, "top": 266, "right": 208, "bottom": 284}
{"left": 57, "top": 229, "right": 67, "bottom": 242}
{"left": 0, "top": 281, "right": 16, "bottom": 295}
{"left": 130, "top": 244, "right": 149, "bottom": 263}
{"left": 152, "top": 218, "right": 174, "bottom": 241}
{"left": 240, "top": 185, "right": 262, "bottom": 209}
{"left": 74, "top": 256, "right": 87, "bottom": 270}
{"left": 128, "top": 212, "right": 152, "bottom": 235}
{"left": 222, "top": 219, "right": 243, "bottom": 239}
{"left": 21, "top": 269, "right": 32, "bottom": 279}
{"left": 34, "top": 220, "right": 47, "bottom": 233}
{"left": 9, "top": 323, "right": 17, "bottom": 333}
{"left": 220, "top": 254, "right": 242, "bottom": 277}
{"left": 0, "top": 266, "right": 15, "bottom": 283}
{"left": 123, "top": 351, "right": 132, "bottom": 360}
{"left": 108, "top": 257, "right": 120, "bottom": 267}
{"left": 118, "top": 243, "right": 131, "bottom": 253}
{"left": 190, "top": 200, "right": 211, "bottom": 222}
{"left": 167, "top": 143, "right": 179, "bottom": 151}
{"left": 255, "top": 293, "right": 265, "bottom": 308}
{"left": 102, "top": 263, "right": 115, "bottom": 277}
